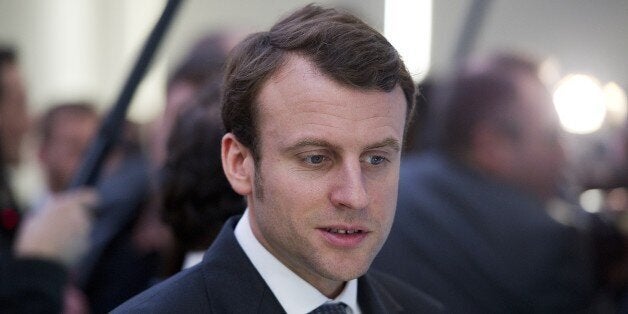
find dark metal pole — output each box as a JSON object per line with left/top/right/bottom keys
{"left": 69, "top": 0, "right": 183, "bottom": 189}
{"left": 453, "top": 0, "right": 492, "bottom": 67}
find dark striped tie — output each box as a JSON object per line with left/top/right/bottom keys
{"left": 308, "top": 302, "right": 348, "bottom": 314}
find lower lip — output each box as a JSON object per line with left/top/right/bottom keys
{"left": 318, "top": 229, "right": 368, "bottom": 248}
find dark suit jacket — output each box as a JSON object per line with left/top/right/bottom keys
{"left": 0, "top": 256, "right": 68, "bottom": 313}
{"left": 114, "top": 215, "right": 443, "bottom": 313}
{"left": 373, "top": 151, "right": 597, "bottom": 313}
{"left": 77, "top": 153, "right": 158, "bottom": 313}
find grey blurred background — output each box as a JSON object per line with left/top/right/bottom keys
{"left": 0, "top": 0, "right": 626, "bottom": 212}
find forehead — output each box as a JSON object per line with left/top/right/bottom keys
{"left": 256, "top": 55, "right": 407, "bottom": 148}
{"left": 51, "top": 112, "right": 98, "bottom": 131}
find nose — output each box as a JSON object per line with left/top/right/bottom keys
{"left": 329, "top": 160, "right": 369, "bottom": 210}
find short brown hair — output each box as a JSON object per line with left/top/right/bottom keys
{"left": 167, "top": 33, "right": 229, "bottom": 92}
{"left": 221, "top": 4, "right": 415, "bottom": 160}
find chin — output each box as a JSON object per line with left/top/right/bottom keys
{"left": 322, "top": 255, "right": 372, "bottom": 281}
{"left": 325, "top": 268, "right": 367, "bottom": 282}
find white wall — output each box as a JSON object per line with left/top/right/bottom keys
{"left": 3, "top": 0, "right": 625, "bottom": 117}
{"left": 0, "top": 0, "right": 382, "bottom": 121}
{"left": 431, "top": 0, "right": 628, "bottom": 87}
{"left": 1, "top": 0, "right": 626, "bottom": 204}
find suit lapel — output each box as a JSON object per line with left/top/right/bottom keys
{"left": 358, "top": 273, "right": 403, "bottom": 313}
{"left": 200, "top": 216, "right": 286, "bottom": 313}
{"left": 202, "top": 217, "right": 409, "bottom": 313}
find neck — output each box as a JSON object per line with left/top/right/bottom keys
{"left": 247, "top": 210, "right": 347, "bottom": 299}
{"left": 311, "top": 277, "right": 346, "bottom": 299}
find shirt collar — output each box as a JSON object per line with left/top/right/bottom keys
{"left": 182, "top": 250, "right": 204, "bottom": 270}
{"left": 235, "top": 209, "right": 360, "bottom": 314}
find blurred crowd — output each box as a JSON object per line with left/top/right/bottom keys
{"left": 1, "top": 23, "right": 627, "bottom": 314}
{"left": 0, "top": 32, "right": 246, "bottom": 313}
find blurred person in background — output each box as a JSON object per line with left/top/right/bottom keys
{"left": 54, "top": 32, "right": 240, "bottom": 314}
{"left": 374, "top": 52, "right": 617, "bottom": 313}
{"left": 61, "top": 32, "right": 242, "bottom": 312}
{"left": 72, "top": 119, "right": 158, "bottom": 314}
{"left": 36, "top": 102, "right": 99, "bottom": 202}
{"left": 0, "top": 47, "right": 29, "bottom": 247}
{"left": 149, "top": 32, "right": 235, "bottom": 168}
{"left": 34, "top": 102, "right": 100, "bottom": 314}
{"left": 133, "top": 31, "right": 241, "bottom": 279}
{"left": 0, "top": 48, "right": 28, "bottom": 170}
{"left": 159, "top": 81, "right": 245, "bottom": 275}
{"left": 0, "top": 45, "right": 98, "bottom": 313}
{"left": 2, "top": 189, "right": 98, "bottom": 313}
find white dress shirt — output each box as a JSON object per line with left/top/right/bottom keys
{"left": 182, "top": 251, "right": 204, "bottom": 270}
{"left": 235, "top": 209, "right": 361, "bottom": 314}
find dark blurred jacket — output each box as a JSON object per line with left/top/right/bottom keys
{"left": 75, "top": 152, "right": 158, "bottom": 313}
{"left": 374, "top": 151, "right": 597, "bottom": 313}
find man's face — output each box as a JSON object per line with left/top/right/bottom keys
{"left": 0, "top": 63, "right": 29, "bottom": 165}
{"left": 40, "top": 112, "right": 98, "bottom": 192}
{"left": 244, "top": 55, "right": 406, "bottom": 294}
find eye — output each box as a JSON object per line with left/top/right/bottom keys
{"left": 364, "top": 155, "right": 388, "bottom": 165}
{"left": 304, "top": 155, "right": 328, "bottom": 165}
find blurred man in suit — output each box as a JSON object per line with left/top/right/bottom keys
{"left": 374, "top": 53, "right": 600, "bottom": 313}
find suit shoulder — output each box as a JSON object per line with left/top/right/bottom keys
{"left": 367, "top": 270, "right": 444, "bottom": 313}
{"left": 112, "top": 265, "right": 211, "bottom": 313}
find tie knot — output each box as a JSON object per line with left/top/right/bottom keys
{"left": 309, "top": 302, "right": 348, "bottom": 314}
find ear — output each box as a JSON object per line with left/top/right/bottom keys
{"left": 221, "top": 133, "right": 254, "bottom": 196}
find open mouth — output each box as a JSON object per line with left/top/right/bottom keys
{"left": 324, "top": 228, "right": 365, "bottom": 234}
{"left": 318, "top": 227, "right": 369, "bottom": 248}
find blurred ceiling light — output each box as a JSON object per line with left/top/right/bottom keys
{"left": 603, "top": 82, "right": 627, "bottom": 127}
{"left": 384, "top": 0, "right": 432, "bottom": 83}
{"left": 553, "top": 74, "right": 606, "bottom": 134}
{"left": 538, "top": 57, "right": 561, "bottom": 87}
{"left": 579, "top": 189, "right": 604, "bottom": 213}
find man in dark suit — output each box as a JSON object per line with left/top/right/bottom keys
{"left": 374, "top": 53, "right": 602, "bottom": 313}
{"left": 114, "top": 4, "right": 442, "bottom": 313}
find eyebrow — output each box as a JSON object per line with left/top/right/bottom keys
{"left": 283, "top": 138, "right": 340, "bottom": 153}
{"left": 364, "top": 137, "right": 401, "bottom": 152}
{"left": 283, "top": 137, "right": 401, "bottom": 153}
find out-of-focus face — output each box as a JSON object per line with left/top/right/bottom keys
{"left": 223, "top": 55, "right": 407, "bottom": 297}
{"left": 40, "top": 112, "right": 98, "bottom": 192}
{"left": 165, "top": 81, "right": 197, "bottom": 134}
{"left": 150, "top": 81, "right": 197, "bottom": 168}
{"left": 0, "top": 63, "right": 29, "bottom": 166}
{"left": 507, "top": 74, "right": 566, "bottom": 200}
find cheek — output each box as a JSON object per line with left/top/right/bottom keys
{"left": 263, "top": 163, "right": 328, "bottom": 205}
{"left": 367, "top": 176, "right": 399, "bottom": 220}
